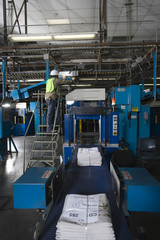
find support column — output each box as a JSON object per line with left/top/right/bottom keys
{"left": 153, "top": 51, "right": 157, "bottom": 99}
{"left": 2, "top": 58, "right": 6, "bottom": 99}
{"left": 24, "top": 0, "right": 28, "bottom": 34}
{"left": 3, "top": 0, "right": 8, "bottom": 45}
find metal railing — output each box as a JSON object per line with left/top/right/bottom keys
{"left": 25, "top": 94, "right": 61, "bottom": 171}
{"left": 23, "top": 95, "right": 40, "bottom": 173}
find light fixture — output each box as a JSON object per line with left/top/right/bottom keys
{"left": 2, "top": 103, "right": 10, "bottom": 108}
{"left": 8, "top": 33, "right": 97, "bottom": 42}
{"left": 8, "top": 34, "right": 53, "bottom": 42}
{"left": 1, "top": 97, "right": 11, "bottom": 108}
{"left": 26, "top": 79, "right": 44, "bottom": 82}
{"left": 71, "top": 84, "right": 92, "bottom": 87}
{"left": 79, "top": 78, "right": 117, "bottom": 81}
{"left": 53, "top": 33, "right": 96, "bottom": 40}
{"left": 152, "top": 77, "right": 160, "bottom": 80}
{"left": 46, "top": 19, "right": 70, "bottom": 24}
{"left": 67, "top": 101, "right": 74, "bottom": 105}
{"left": 139, "top": 84, "right": 160, "bottom": 86}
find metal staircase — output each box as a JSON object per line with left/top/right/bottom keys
{"left": 25, "top": 95, "right": 61, "bottom": 170}
{"left": 27, "top": 124, "right": 60, "bottom": 168}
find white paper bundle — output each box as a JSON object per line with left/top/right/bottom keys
{"left": 56, "top": 194, "right": 116, "bottom": 240}
{"left": 77, "top": 147, "right": 102, "bottom": 166}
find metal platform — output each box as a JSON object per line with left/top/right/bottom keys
{"left": 40, "top": 145, "right": 131, "bottom": 240}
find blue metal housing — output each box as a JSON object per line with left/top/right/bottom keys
{"left": 111, "top": 85, "right": 151, "bottom": 155}
{"left": 30, "top": 102, "right": 41, "bottom": 134}
{"left": 13, "top": 167, "right": 55, "bottom": 209}
{"left": 64, "top": 110, "right": 119, "bottom": 164}
{"left": 119, "top": 167, "right": 160, "bottom": 212}
{"left": 139, "top": 105, "right": 150, "bottom": 138}
{"left": 63, "top": 144, "right": 75, "bottom": 164}
{"left": 10, "top": 81, "right": 46, "bottom": 100}
{"left": 64, "top": 114, "right": 74, "bottom": 142}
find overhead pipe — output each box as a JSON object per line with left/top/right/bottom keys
{"left": 46, "top": 60, "right": 49, "bottom": 80}
{"left": 2, "top": 58, "right": 6, "bottom": 99}
{"left": 44, "top": 53, "right": 50, "bottom": 80}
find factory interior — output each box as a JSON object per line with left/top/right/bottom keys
{"left": 0, "top": 0, "right": 160, "bottom": 240}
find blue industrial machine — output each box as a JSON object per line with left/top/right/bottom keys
{"left": 119, "top": 167, "right": 160, "bottom": 212}
{"left": 13, "top": 167, "right": 56, "bottom": 209}
{"left": 11, "top": 106, "right": 34, "bottom": 136}
{"left": 110, "top": 85, "right": 150, "bottom": 155}
{"left": 63, "top": 88, "right": 119, "bottom": 164}
{"left": 0, "top": 106, "right": 18, "bottom": 160}
{"left": 30, "top": 101, "right": 41, "bottom": 135}
{"left": 110, "top": 161, "right": 160, "bottom": 213}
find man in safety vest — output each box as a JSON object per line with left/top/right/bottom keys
{"left": 45, "top": 69, "right": 74, "bottom": 132}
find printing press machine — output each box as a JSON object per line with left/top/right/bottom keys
{"left": 13, "top": 88, "right": 160, "bottom": 239}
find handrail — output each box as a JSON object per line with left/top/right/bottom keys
{"left": 23, "top": 95, "right": 40, "bottom": 173}
{"left": 52, "top": 93, "right": 61, "bottom": 137}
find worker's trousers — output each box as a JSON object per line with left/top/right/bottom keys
{"left": 46, "top": 98, "right": 56, "bottom": 132}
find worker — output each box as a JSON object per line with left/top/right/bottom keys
{"left": 45, "top": 69, "right": 74, "bottom": 132}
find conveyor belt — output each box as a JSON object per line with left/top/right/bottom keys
{"left": 40, "top": 145, "right": 131, "bottom": 240}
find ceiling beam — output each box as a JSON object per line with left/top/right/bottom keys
{"left": 10, "top": 0, "right": 26, "bottom": 34}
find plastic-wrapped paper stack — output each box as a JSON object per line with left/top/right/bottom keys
{"left": 77, "top": 147, "right": 102, "bottom": 166}
{"left": 56, "top": 194, "right": 116, "bottom": 240}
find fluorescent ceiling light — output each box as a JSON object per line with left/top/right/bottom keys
{"left": 26, "top": 79, "right": 44, "bottom": 82}
{"left": 47, "top": 19, "right": 70, "bottom": 24}
{"left": 9, "top": 34, "right": 53, "bottom": 42}
{"left": 2, "top": 103, "right": 11, "bottom": 108}
{"left": 67, "top": 101, "right": 74, "bottom": 105}
{"left": 71, "top": 84, "right": 92, "bottom": 87}
{"left": 7, "top": 79, "right": 44, "bottom": 82}
{"left": 80, "top": 78, "right": 117, "bottom": 81}
{"left": 139, "top": 84, "right": 160, "bottom": 86}
{"left": 53, "top": 33, "right": 96, "bottom": 40}
{"left": 152, "top": 77, "right": 160, "bottom": 80}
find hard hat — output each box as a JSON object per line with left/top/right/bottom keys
{"left": 50, "top": 70, "right": 58, "bottom": 76}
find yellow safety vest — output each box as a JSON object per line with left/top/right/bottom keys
{"left": 46, "top": 78, "right": 55, "bottom": 93}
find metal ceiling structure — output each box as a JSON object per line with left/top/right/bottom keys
{"left": 0, "top": 0, "right": 160, "bottom": 93}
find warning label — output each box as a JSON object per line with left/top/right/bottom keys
{"left": 42, "top": 170, "right": 52, "bottom": 179}
{"left": 132, "top": 107, "right": 138, "bottom": 112}
{"left": 122, "top": 171, "right": 132, "bottom": 180}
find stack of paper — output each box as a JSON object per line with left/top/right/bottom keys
{"left": 77, "top": 147, "right": 102, "bottom": 166}
{"left": 56, "top": 194, "right": 116, "bottom": 240}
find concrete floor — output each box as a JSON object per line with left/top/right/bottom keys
{"left": 0, "top": 136, "right": 39, "bottom": 240}
{"left": 0, "top": 136, "right": 160, "bottom": 240}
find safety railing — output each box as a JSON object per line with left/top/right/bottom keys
{"left": 23, "top": 94, "right": 40, "bottom": 173}
{"left": 26, "top": 94, "right": 61, "bottom": 170}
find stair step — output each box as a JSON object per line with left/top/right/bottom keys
{"left": 36, "top": 132, "right": 58, "bottom": 135}
{"left": 29, "top": 158, "right": 53, "bottom": 162}
{"left": 34, "top": 140, "right": 57, "bottom": 143}
{"left": 38, "top": 124, "right": 59, "bottom": 127}
{"left": 30, "top": 156, "right": 59, "bottom": 161}
{"left": 32, "top": 149, "right": 56, "bottom": 152}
